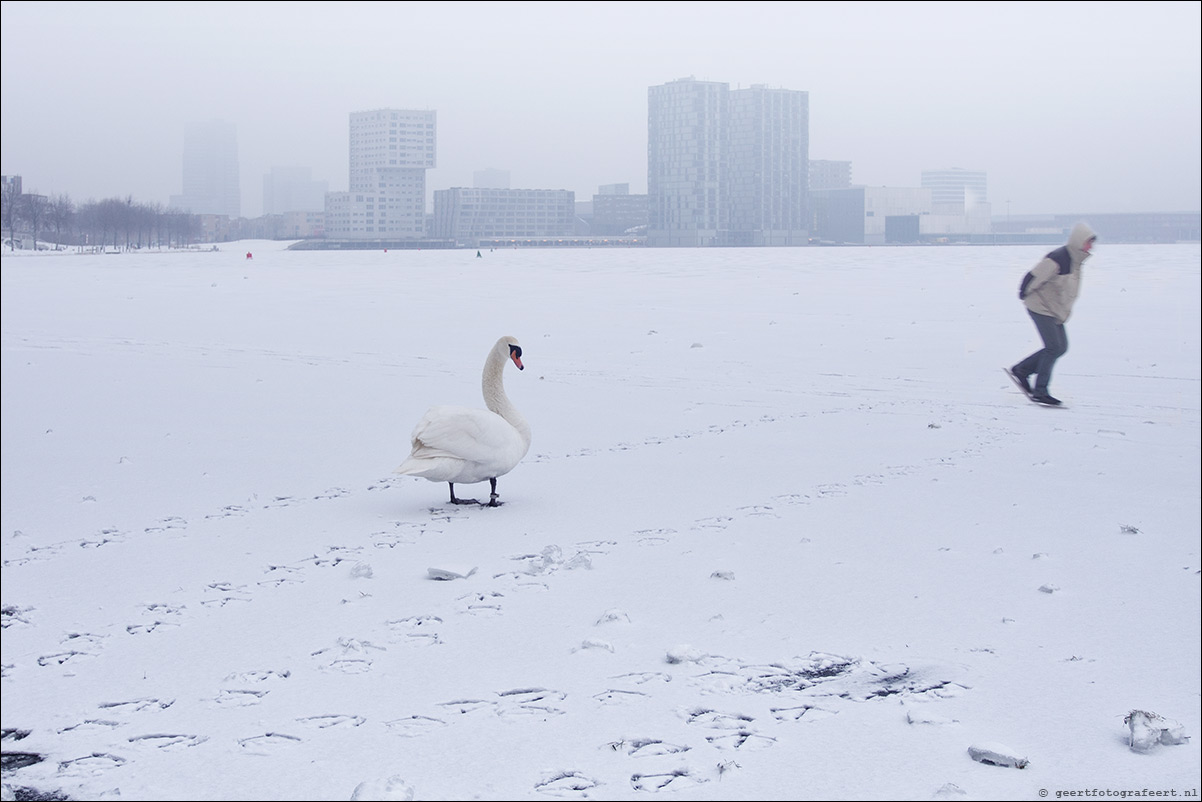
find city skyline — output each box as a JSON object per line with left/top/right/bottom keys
{"left": 2, "top": 2, "right": 1199, "bottom": 218}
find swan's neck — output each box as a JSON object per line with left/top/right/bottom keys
{"left": 483, "top": 351, "right": 530, "bottom": 442}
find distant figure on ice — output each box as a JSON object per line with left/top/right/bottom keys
{"left": 476, "top": 250, "right": 482, "bottom": 258}
{"left": 1009, "top": 222, "right": 1097, "bottom": 406}
{"left": 246, "top": 251, "right": 253, "bottom": 260}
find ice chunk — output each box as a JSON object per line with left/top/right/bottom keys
{"left": 1125, "top": 710, "right": 1189, "bottom": 751}
{"left": 967, "top": 742, "right": 1028, "bottom": 768}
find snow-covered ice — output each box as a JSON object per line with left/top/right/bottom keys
{"left": 2, "top": 240, "right": 1199, "bottom": 800}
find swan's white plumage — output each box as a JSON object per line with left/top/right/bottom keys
{"left": 395, "top": 336, "right": 530, "bottom": 499}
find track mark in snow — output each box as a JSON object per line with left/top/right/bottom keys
{"left": 296, "top": 714, "right": 366, "bottom": 729}
{"left": 37, "top": 650, "right": 96, "bottom": 667}
{"left": 535, "top": 770, "right": 601, "bottom": 797}
{"left": 201, "top": 581, "right": 252, "bottom": 608}
{"left": 593, "top": 689, "right": 649, "bottom": 705}
{"left": 609, "top": 737, "right": 691, "bottom": 757}
{"left": 79, "top": 528, "right": 127, "bottom": 548}
{"left": 98, "top": 697, "right": 174, "bottom": 714}
{"left": 770, "top": 704, "right": 838, "bottom": 722}
{"left": 237, "top": 732, "right": 302, "bottom": 755}
{"left": 144, "top": 516, "right": 187, "bottom": 534}
{"left": 211, "top": 689, "right": 270, "bottom": 708}
{"left": 56, "top": 752, "right": 126, "bottom": 777}
{"left": 205, "top": 504, "right": 249, "bottom": 519}
{"left": 387, "top": 615, "right": 444, "bottom": 646}
{"left": 437, "top": 698, "right": 497, "bottom": 716}
{"left": 127, "top": 733, "right": 208, "bottom": 749}
{"left": 497, "top": 687, "right": 567, "bottom": 717}
{"left": 383, "top": 715, "right": 447, "bottom": 737}
{"left": 58, "top": 719, "right": 123, "bottom": 734}
{"left": 456, "top": 590, "right": 504, "bottom": 616}
{"left": 683, "top": 708, "right": 756, "bottom": 730}
{"left": 611, "top": 671, "right": 672, "bottom": 686}
{"left": 705, "top": 730, "right": 776, "bottom": 751}
{"left": 311, "top": 637, "right": 385, "bottom": 673}
{"left": 630, "top": 768, "right": 707, "bottom": 792}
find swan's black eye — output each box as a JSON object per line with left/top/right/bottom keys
{"left": 510, "top": 345, "right": 522, "bottom": 358}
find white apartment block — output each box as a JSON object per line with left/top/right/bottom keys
{"left": 326, "top": 108, "right": 436, "bottom": 240}
{"left": 431, "top": 188, "right": 575, "bottom": 243}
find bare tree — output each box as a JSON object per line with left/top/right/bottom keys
{"left": 98, "top": 198, "right": 125, "bottom": 249}
{"left": 1, "top": 179, "right": 21, "bottom": 250}
{"left": 76, "top": 200, "right": 98, "bottom": 250}
{"left": 147, "top": 202, "right": 165, "bottom": 248}
{"left": 47, "top": 194, "right": 75, "bottom": 248}
{"left": 23, "top": 192, "right": 49, "bottom": 251}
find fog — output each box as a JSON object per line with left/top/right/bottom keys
{"left": 2, "top": 1, "right": 1199, "bottom": 218}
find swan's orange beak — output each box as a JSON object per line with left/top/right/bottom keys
{"left": 510, "top": 352, "right": 524, "bottom": 370}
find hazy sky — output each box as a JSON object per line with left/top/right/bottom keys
{"left": 2, "top": 1, "right": 1199, "bottom": 218}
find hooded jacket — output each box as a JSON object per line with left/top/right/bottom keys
{"left": 1019, "top": 222, "right": 1096, "bottom": 323}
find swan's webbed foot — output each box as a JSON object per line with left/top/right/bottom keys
{"left": 486, "top": 493, "right": 502, "bottom": 507}
{"left": 448, "top": 484, "right": 479, "bottom": 505}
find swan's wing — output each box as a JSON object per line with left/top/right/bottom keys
{"left": 408, "top": 405, "right": 521, "bottom": 463}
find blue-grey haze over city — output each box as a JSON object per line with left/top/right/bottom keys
{"left": 1, "top": 1, "right": 1199, "bottom": 218}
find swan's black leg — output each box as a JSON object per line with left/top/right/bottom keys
{"left": 486, "top": 477, "right": 501, "bottom": 507}
{"left": 448, "top": 483, "right": 479, "bottom": 505}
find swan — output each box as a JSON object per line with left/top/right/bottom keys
{"left": 395, "top": 336, "right": 531, "bottom": 506}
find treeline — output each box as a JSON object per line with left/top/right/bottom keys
{"left": 2, "top": 184, "right": 204, "bottom": 251}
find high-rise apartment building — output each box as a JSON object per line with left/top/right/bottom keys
{"left": 325, "top": 108, "right": 436, "bottom": 240}
{"left": 170, "top": 120, "right": 240, "bottom": 217}
{"left": 726, "top": 85, "right": 809, "bottom": 246}
{"left": 647, "top": 77, "right": 809, "bottom": 247}
{"left": 263, "top": 166, "right": 328, "bottom": 215}
{"left": 647, "top": 78, "right": 727, "bottom": 247}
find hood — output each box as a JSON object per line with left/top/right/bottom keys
{"left": 1067, "top": 222, "right": 1097, "bottom": 258}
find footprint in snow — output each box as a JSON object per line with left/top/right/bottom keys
{"left": 237, "top": 732, "right": 302, "bottom": 755}
{"left": 311, "top": 637, "right": 385, "bottom": 673}
{"left": 259, "top": 564, "right": 305, "bottom": 588}
{"left": 706, "top": 730, "right": 776, "bottom": 751}
{"left": 682, "top": 707, "right": 755, "bottom": 730}
{"left": 387, "top": 615, "right": 444, "bottom": 646}
{"left": 609, "top": 737, "right": 690, "bottom": 756}
{"left": 534, "top": 770, "right": 601, "bottom": 797}
{"left": 296, "top": 714, "right": 366, "bottom": 729}
{"left": 770, "top": 704, "right": 838, "bottom": 722}
{"left": 210, "top": 688, "right": 270, "bottom": 708}
{"left": 456, "top": 590, "right": 504, "bottom": 616}
{"left": 98, "top": 697, "right": 174, "bottom": 714}
{"left": 383, "top": 715, "right": 447, "bottom": 738}
{"left": 497, "top": 687, "right": 567, "bottom": 718}
{"left": 56, "top": 752, "right": 126, "bottom": 778}
{"left": 593, "top": 689, "right": 648, "bottom": 705}
{"left": 437, "top": 698, "right": 497, "bottom": 716}
{"left": 127, "top": 733, "right": 208, "bottom": 750}
{"left": 58, "top": 719, "right": 123, "bottom": 735}
{"left": 630, "top": 768, "right": 707, "bottom": 792}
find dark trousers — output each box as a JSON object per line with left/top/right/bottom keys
{"left": 1015, "top": 310, "right": 1068, "bottom": 392}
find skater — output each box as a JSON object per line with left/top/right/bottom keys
{"left": 1009, "top": 222, "right": 1097, "bottom": 406}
